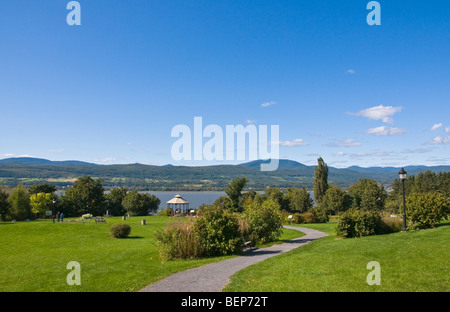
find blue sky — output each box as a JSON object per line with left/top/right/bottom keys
{"left": 0, "top": 0, "right": 449, "bottom": 168}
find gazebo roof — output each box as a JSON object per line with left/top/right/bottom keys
{"left": 167, "top": 194, "right": 190, "bottom": 204}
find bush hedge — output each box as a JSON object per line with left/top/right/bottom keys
{"left": 336, "top": 209, "right": 401, "bottom": 238}
{"left": 405, "top": 193, "right": 450, "bottom": 229}
{"left": 109, "top": 223, "right": 131, "bottom": 238}
{"left": 287, "top": 210, "right": 329, "bottom": 225}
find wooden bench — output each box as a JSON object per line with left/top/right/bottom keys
{"left": 95, "top": 217, "right": 106, "bottom": 223}
{"left": 243, "top": 241, "right": 253, "bottom": 250}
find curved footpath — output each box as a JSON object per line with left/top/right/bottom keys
{"left": 140, "top": 226, "right": 327, "bottom": 292}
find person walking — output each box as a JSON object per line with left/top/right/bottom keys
{"left": 60, "top": 213, "right": 64, "bottom": 222}
{"left": 56, "top": 212, "right": 60, "bottom": 222}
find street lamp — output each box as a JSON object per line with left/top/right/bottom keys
{"left": 399, "top": 168, "right": 407, "bottom": 231}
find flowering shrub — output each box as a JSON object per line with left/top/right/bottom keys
{"left": 81, "top": 213, "right": 93, "bottom": 220}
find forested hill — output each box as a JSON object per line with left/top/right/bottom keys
{"left": 0, "top": 157, "right": 448, "bottom": 191}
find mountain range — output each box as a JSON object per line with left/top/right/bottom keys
{"left": 0, "top": 157, "right": 448, "bottom": 191}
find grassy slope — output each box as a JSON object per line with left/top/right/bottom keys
{"left": 224, "top": 222, "right": 450, "bottom": 292}
{"left": 0, "top": 217, "right": 301, "bottom": 292}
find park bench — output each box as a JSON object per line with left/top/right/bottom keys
{"left": 243, "top": 241, "right": 253, "bottom": 250}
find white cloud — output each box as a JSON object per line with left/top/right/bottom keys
{"left": 246, "top": 119, "right": 256, "bottom": 124}
{"left": 429, "top": 136, "right": 450, "bottom": 145}
{"left": 1, "top": 153, "right": 37, "bottom": 158}
{"left": 366, "top": 126, "right": 405, "bottom": 136}
{"left": 350, "top": 150, "right": 393, "bottom": 158}
{"left": 94, "top": 157, "right": 117, "bottom": 163}
{"left": 431, "top": 123, "right": 443, "bottom": 131}
{"left": 349, "top": 105, "right": 402, "bottom": 123}
{"left": 271, "top": 138, "right": 308, "bottom": 147}
{"left": 346, "top": 69, "right": 356, "bottom": 74}
{"left": 261, "top": 101, "right": 276, "bottom": 107}
{"left": 328, "top": 139, "right": 362, "bottom": 147}
{"left": 445, "top": 127, "right": 450, "bottom": 133}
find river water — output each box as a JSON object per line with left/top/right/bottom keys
{"left": 147, "top": 191, "right": 226, "bottom": 210}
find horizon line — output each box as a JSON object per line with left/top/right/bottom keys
{"left": 0, "top": 156, "right": 448, "bottom": 170}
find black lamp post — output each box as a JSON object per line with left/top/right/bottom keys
{"left": 399, "top": 168, "right": 407, "bottom": 231}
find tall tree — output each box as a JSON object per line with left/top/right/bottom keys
{"left": 122, "top": 191, "right": 160, "bottom": 216}
{"left": 348, "top": 178, "right": 386, "bottom": 211}
{"left": 224, "top": 176, "right": 248, "bottom": 212}
{"left": 8, "top": 184, "right": 31, "bottom": 220}
{"left": 321, "top": 184, "right": 352, "bottom": 214}
{"left": 285, "top": 187, "right": 313, "bottom": 213}
{"left": 30, "top": 192, "right": 53, "bottom": 218}
{"left": 263, "top": 187, "right": 288, "bottom": 211}
{"left": 61, "top": 176, "right": 105, "bottom": 217}
{"left": 313, "top": 157, "right": 328, "bottom": 205}
{"left": 28, "top": 183, "right": 57, "bottom": 195}
{"left": 106, "top": 187, "right": 128, "bottom": 216}
{"left": 0, "top": 188, "right": 10, "bottom": 221}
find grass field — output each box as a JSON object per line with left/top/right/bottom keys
{"left": 224, "top": 222, "right": 450, "bottom": 292}
{"left": 0, "top": 216, "right": 301, "bottom": 292}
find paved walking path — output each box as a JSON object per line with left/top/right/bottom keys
{"left": 140, "top": 226, "right": 327, "bottom": 292}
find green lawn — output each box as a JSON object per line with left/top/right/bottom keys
{"left": 224, "top": 222, "right": 450, "bottom": 292}
{"left": 0, "top": 216, "right": 301, "bottom": 292}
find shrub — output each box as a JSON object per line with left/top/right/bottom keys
{"left": 300, "top": 212, "right": 316, "bottom": 223}
{"left": 336, "top": 208, "right": 382, "bottom": 238}
{"left": 289, "top": 213, "right": 303, "bottom": 224}
{"left": 157, "top": 208, "right": 173, "bottom": 217}
{"left": 287, "top": 210, "right": 328, "bottom": 224}
{"left": 405, "top": 193, "right": 450, "bottom": 229}
{"left": 244, "top": 198, "right": 283, "bottom": 245}
{"left": 81, "top": 213, "right": 93, "bottom": 220}
{"left": 377, "top": 214, "right": 403, "bottom": 234}
{"left": 312, "top": 206, "right": 329, "bottom": 223}
{"left": 155, "top": 220, "right": 203, "bottom": 261}
{"left": 194, "top": 206, "right": 243, "bottom": 256}
{"left": 155, "top": 206, "right": 243, "bottom": 260}
{"left": 109, "top": 223, "right": 131, "bottom": 238}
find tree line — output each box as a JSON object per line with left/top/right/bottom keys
{"left": 0, "top": 176, "right": 160, "bottom": 221}
{"left": 1, "top": 160, "right": 448, "bottom": 226}
{"left": 313, "top": 157, "right": 449, "bottom": 213}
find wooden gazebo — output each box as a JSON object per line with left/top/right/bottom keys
{"left": 167, "top": 194, "right": 190, "bottom": 214}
